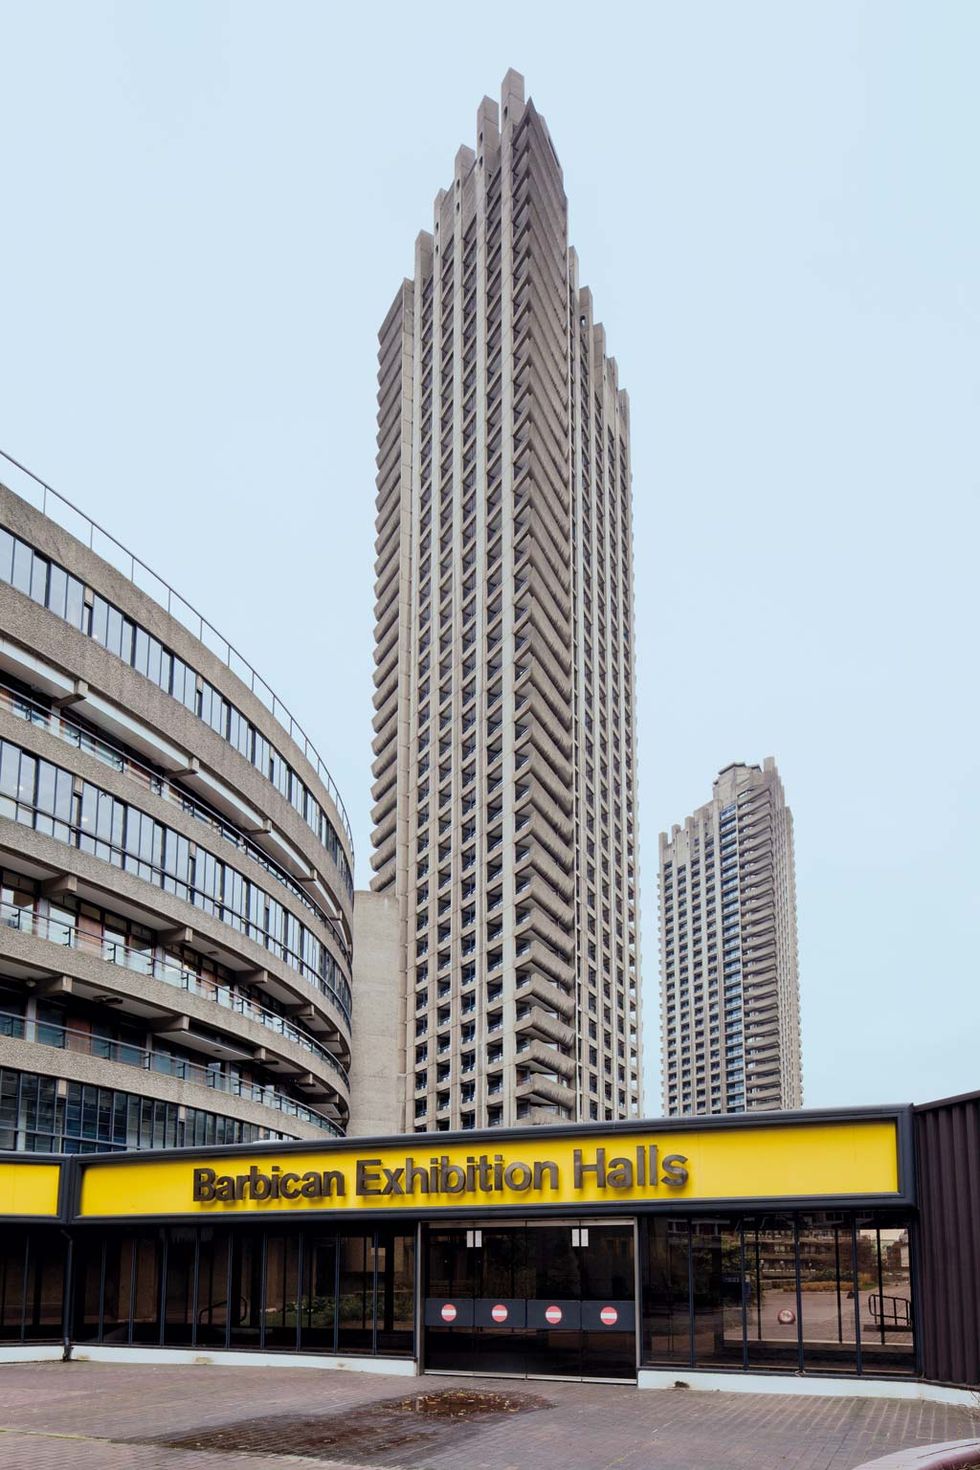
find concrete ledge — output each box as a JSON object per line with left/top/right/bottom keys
{"left": 637, "top": 1369, "right": 980, "bottom": 1408}
{"left": 69, "top": 1344, "right": 418, "bottom": 1375}
{"left": 0, "top": 1344, "right": 64, "bottom": 1363}
{"left": 851, "top": 1441, "right": 980, "bottom": 1469}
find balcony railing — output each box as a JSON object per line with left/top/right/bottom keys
{"left": 0, "top": 448, "right": 352, "bottom": 850}
{"left": 0, "top": 899, "right": 349, "bottom": 1087}
{"left": 0, "top": 678, "right": 349, "bottom": 957}
{"left": 0, "top": 1007, "right": 341, "bottom": 1135}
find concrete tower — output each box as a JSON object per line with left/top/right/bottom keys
{"left": 370, "top": 71, "right": 641, "bottom": 1132}
{"left": 659, "top": 759, "right": 802, "bottom": 1116}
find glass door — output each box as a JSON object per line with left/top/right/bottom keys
{"left": 423, "top": 1220, "right": 636, "bottom": 1381}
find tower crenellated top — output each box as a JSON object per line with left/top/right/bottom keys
{"left": 501, "top": 68, "right": 525, "bottom": 124}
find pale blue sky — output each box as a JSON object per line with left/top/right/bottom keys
{"left": 1, "top": 2, "right": 977, "bottom": 1112}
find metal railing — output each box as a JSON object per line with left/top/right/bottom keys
{"left": 868, "top": 1293, "right": 912, "bottom": 1331}
{"left": 0, "top": 899, "right": 348, "bottom": 1087}
{"left": 0, "top": 1007, "right": 341, "bottom": 1135}
{"left": 0, "top": 678, "right": 350, "bottom": 957}
{"left": 0, "top": 790, "right": 352, "bottom": 1022}
{"left": 0, "top": 448, "right": 353, "bottom": 851}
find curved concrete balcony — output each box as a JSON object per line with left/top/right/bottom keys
{"left": 516, "top": 1036, "right": 575, "bottom": 1080}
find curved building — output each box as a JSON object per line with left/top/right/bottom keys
{"left": 0, "top": 455, "right": 354, "bottom": 1151}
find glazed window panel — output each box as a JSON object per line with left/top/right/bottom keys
{"left": 0, "top": 1232, "right": 27, "bottom": 1340}
{"left": 0, "top": 530, "right": 352, "bottom": 894}
{"left": 691, "top": 1217, "right": 744, "bottom": 1369}
{"left": 299, "top": 1236, "right": 337, "bottom": 1350}
{"left": 798, "top": 1213, "right": 858, "bottom": 1375}
{"left": 11, "top": 539, "right": 33, "bottom": 595}
{"left": 263, "top": 1233, "right": 300, "bottom": 1349}
{"left": 375, "top": 1229, "right": 416, "bottom": 1356}
{"left": 101, "top": 1235, "right": 136, "bottom": 1343}
{"left": 72, "top": 1234, "right": 104, "bottom": 1340}
{"left": 336, "top": 1235, "right": 373, "bottom": 1354}
{"left": 196, "top": 1228, "right": 232, "bottom": 1348}
{"left": 163, "top": 1228, "right": 196, "bottom": 1345}
{"left": 228, "top": 1231, "right": 262, "bottom": 1349}
{"left": 130, "top": 1234, "right": 161, "bottom": 1343}
{"left": 854, "top": 1216, "right": 914, "bottom": 1376}
{"left": 743, "top": 1217, "right": 800, "bottom": 1370}
{"left": 0, "top": 528, "right": 14, "bottom": 583}
{"left": 641, "top": 1217, "right": 691, "bottom": 1365}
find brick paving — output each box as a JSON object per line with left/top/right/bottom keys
{"left": 0, "top": 1361, "right": 976, "bottom": 1470}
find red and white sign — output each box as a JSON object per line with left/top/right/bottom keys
{"left": 545, "top": 1304, "right": 563, "bottom": 1325}
{"left": 600, "top": 1305, "right": 619, "bottom": 1326}
{"left": 440, "top": 1303, "right": 457, "bottom": 1323}
{"left": 491, "top": 1303, "right": 508, "bottom": 1323}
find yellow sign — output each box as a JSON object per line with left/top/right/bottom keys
{"left": 77, "top": 1120, "right": 899, "bottom": 1219}
{"left": 0, "top": 1161, "right": 61, "bottom": 1217}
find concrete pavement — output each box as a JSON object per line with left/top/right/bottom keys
{"left": 0, "top": 1361, "right": 976, "bottom": 1470}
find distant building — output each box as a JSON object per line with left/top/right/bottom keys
{"left": 658, "top": 758, "right": 802, "bottom": 1115}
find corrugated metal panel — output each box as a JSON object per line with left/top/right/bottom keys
{"left": 914, "top": 1092, "right": 980, "bottom": 1387}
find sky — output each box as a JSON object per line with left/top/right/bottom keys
{"left": 0, "top": 1, "right": 977, "bottom": 1115}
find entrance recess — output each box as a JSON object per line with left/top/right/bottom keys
{"left": 423, "top": 1219, "right": 636, "bottom": 1381}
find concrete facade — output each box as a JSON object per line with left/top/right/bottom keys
{"left": 369, "top": 71, "right": 640, "bottom": 1132}
{"left": 659, "top": 758, "right": 802, "bottom": 1115}
{"left": 0, "top": 469, "right": 356, "bottom": 1148}
{"left": 348, "top": 890, "right": 403, "bottom": 1135}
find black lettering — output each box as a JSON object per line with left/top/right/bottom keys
{"left": 215, "top": 1175, "right": 236, "bottom": 1202}
{"left": 532, "top": 1160, "right": 559, "bottom": 1191}
{"left": 404, "top": 1158, "right": 430, "bottom": 1194}
{"left": 661, "top": 1153, "right": 689, "bottom": 1187}
{"left": 440, "top": 1158, "right": 466, "bottom": 1193}
{"left": 300, "top": 1170, "right": 322, "bottom": 1198}
{"left": 249, "top": 1166, "right": 272, "bottom": 1201}
{"left": 573, "top": 1147, "right": 606, "bottom": 1188}
{"left": 356, "top": 1160, "right": 383, "bottom": 1196}
{"left": 381, "top": 1166, "right": 404, "bottom": 1196}
{"left": 193, "top": 1167, "right": 216, "bottom": 1202}
{"left": 280, "top": 1173, "right": 300, "bottom": 1200}
{"left": 504, "top": 1161, "right": 532, "bottom": 1191}
{"left": 606, "top": 1155, "right": 633, "bottom": 1188}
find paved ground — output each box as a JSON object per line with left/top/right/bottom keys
{"left": 0, "top": 1362, "right": 976, "bottom": 1470}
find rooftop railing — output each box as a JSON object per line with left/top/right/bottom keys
{"left": 0, "top": 447, "right": 352, "bottom": 851}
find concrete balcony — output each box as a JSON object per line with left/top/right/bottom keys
{"left": 516, "top": 936, "right": 574, "bottom": 988}
{"left": 516, "top": 1004, "right": 575, "bottom": 1049}
{"left": 516, "top": 906, "right": 574, "bottom": 961}
{"left": 516, "top": 1036, "right": 575, "bottom": 1080}
{"left": 516, "top": 970, "right": 575, "bottom": 1021}
{"left": 517, "top": 1072, "right": 576, "bottom": 1111}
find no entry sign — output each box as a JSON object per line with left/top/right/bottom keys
{"left": 600, "top": 1305, "right": 618, "bottom": 1326}
{"left": 440, "top": 1303, "right": 457, "bottom": 1323}
{"left": 545, "top": 1304, "right": 562, "bottom": 1325}
{"left": 491, "top": 1303, "right": 508, "bottom": 1323}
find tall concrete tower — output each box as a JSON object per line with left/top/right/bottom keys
{"left": 658, "top": 759, "right": 802, "bottom": 1116}
{"left": 370, "top": 71, "right": 641, "bottom": 1132}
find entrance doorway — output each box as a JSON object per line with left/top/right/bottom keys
{"left": 423, "top": 1219, "right": 636, "bottom": 1381}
